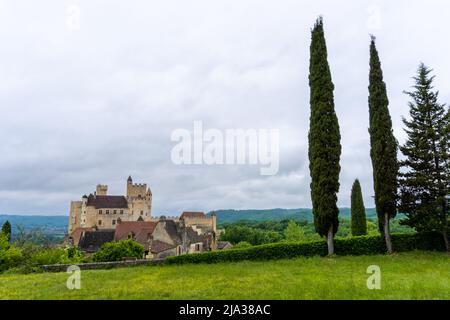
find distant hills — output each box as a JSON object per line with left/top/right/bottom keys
{"left": 0, "top": 208, "right": 380, "bottom": 237}
{"left": 0, "top": 215, "right": 68, "bottom": 237}
{"left": 208, "top": 208, "right": 378, "bottom": 224}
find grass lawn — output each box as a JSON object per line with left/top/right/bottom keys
{"left": 0, "top": 251, "right": 448, "bottom": 300}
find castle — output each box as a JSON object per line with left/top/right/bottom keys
{"left": 68, "top": 176, "right": 226, "bottom": 258}
{"left": 69, "top": 176, "right": 153, "bottom": 234}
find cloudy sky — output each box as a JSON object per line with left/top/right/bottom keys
{"left": 0, "top": 0, "right": 449, "bottom": 216}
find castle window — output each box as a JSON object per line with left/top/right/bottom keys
{"left": 140, "top": 210, "right": 144, "bottom": 215}
{"left": 112, "top": 220, "right": 116, "bottom": 225}
{"left": 120, "top": 210, "right": 124, "bottom": 215}
{"left": 98, "top": 220, "right": 102, "bottom": 225}
{"left": 113, "top": 210, "right": 117, "bottom": 214}
{"left": 106, "top": 210, "right": 109, "bottom": 214}
{"left": 99, "top": 210, "right": 102, "bottom": 214}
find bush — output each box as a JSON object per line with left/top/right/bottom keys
{"left": 30, "top": 247, "right": 83, "bottom": 266}
{"left": 166, "top": 232, "right": 445, "bottom": 265}
{"left": 0, "top": 234, "right": 23, "bottom": 272}
{"left": 233, "top": 241, "right": 252, "bottom": 249}
{"left": 92, "top": 240, "right": 144, "bottom": 262}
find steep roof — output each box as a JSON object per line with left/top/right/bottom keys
{"left": 87, "top": 195, "right": 128, "bottom": 209}
{"left": 114, "top": 221, "right": 158, "bottom": 242}
{"left": 217, "top": 241, "right": 233, "bottom": 250}
{"left": 70, "top": 227, "right": 95, "bottom": 246}
{"left": 149, "top": 240, "right": 176, "bottom": 253}
{"left": 78, "top": 229, "right": 115, "bottom": 252}
{"left": 180, "top": 211, "right": 206, "bottom": 219}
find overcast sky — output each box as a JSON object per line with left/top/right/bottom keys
{"left": 0, "top": 0, "right": 449, "bottom": 216}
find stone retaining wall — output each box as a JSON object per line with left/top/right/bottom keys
{"left": 42, "top": 258, "right": 164, "bottom": 273}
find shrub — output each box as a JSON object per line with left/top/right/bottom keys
{"left": 0, "top": 234, "right": 23, "bottom": 272}
{"left": 30, "top": 247, "right": 83, "bottom": 266}
{"left": 92, "top": 240, "right": 144, "bottom": 262}
{"left": 166, "top": 232, "right": 445, "bottom": 265}
{"left": 233, "top": 241, "right": 252, "bottom": 249}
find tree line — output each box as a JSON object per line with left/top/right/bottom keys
{"left": 308, "top": 17, "right": 449, "bottom": 255}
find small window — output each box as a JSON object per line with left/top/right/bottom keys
{"left": 98, "top": 220, "right": 102, "bottom": 225}
{"left": 120, "top": 210, "right": 124, "bottom": 215}
{"left": 106, "top": 210, "right": 109, "bottom": 214}
{"left": 112, "top": 220, "right": 116, "bottom": 225}
{"left": 113, "top": 210, "right": 117, "bottom": 214}
{"left": 140, "top": 210, "right": 144, "bottom": 215}
{"left": 99, "top": 210, "right": 102, "bottom": 214}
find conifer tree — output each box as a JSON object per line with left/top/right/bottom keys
{"left": 368, "top": 36, "right": 398, "bottom": 253}
{"left": 399, "top": 63, "right": 449, "bottom": 251}
{"left": 351, "top": 179, "right": 367, "bottom": 236}
{"left": 308, "top": 17, "right": 342, "bottom": 255}
{"left": 1, "top": 221, "right": 11, "bottom": 242}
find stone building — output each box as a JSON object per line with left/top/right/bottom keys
{"left": 68, "top": 176, "right": 152, "bottom": 234}
{"left": 70, "top": 212, "right": 219, "bottom": 259}
{"left": 68, "top": 178, "right": 221, "bottom": 259}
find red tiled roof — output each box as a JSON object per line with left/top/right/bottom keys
{"left": 149, "top": 240, "right": 176, "bottom": 253}
{"left": 134, "top": 228, "right": 156, "bottom": 250}
{"left": 180, "top": 211, "right": 205, "bottom": 219}
{"left": 114, "top": 221, "right": 157, "bottom": 242}
{"left": 87, "top": 195, "right": 128, "bottom": 209}
{"left": 70, "top": 227, "right": 95, "bottom": 246}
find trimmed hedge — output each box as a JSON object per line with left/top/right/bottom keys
{"left": 165, "top": 232, "right": 446, "bottom": 265}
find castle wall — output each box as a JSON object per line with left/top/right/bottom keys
{"left": 127, "top": 183, "right": 148, "bottom": 198}
{"left": 183, "top": 216, "right": 216, "bottom": 232}
{"left": 152, "top": 221, "right": 177, "bottom": 245}
{"left": 96, "top": 185, "right": 108, "bottom": 196}
{"left": 69, "top": 178, "right": 153, "bottom": 235}
{"left": 69, "top": 201, "right": 82, "bottom": 234}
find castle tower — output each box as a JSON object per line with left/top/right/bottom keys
{"left": 96, "top": 184, "right": 108, "bottom": 196}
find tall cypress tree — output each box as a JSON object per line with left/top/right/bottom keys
{"left": 368, "top": 36, "right": 398, "bottom": 253}
{"left": 399, "top": 63, "right": 449, "bottom": 251}
{"left": 308, "top": 17, "right": 341, "bottom": 255}
{"left": 351, "top": 179, "right": 367, "bottom": 236}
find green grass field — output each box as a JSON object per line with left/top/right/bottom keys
{"left": 0, "top": 251, "right": 448, "bottom": 300}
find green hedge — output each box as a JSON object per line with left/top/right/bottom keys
{"left": 165, "top": 232, "right": 445, "bottom": 265}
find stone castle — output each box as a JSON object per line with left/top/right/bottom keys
{"left": 69, "top": 176, "right": 152, "bottom": 234}
{"left": 68, "top": 176, "right": 227, "bottom": 258}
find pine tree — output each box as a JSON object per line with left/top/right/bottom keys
{"left": 368, "top": 36, "right": 398, "bottom": 253}
{"left": 1, "top": 221, "right": 11, "bottom": 242}
{"left": 399, "top": 63, "right": 450, "bottom": 251}
{"left": 284, "top": 220, "right": 305, "bottom": 242}
{"left": 351, "top": 179, "right": 367, "bottom": 236}
{"left": 308, "top": 17, "right": 341, "bottom": 255}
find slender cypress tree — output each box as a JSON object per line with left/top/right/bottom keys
{"left": 351, "top": 179, "right": 367, "bottom": 236}
{"left": 308, "top": 17, "right": 341, "bottom": 255}
{"left": 1, "top": 221, "right": 11, "bottom": 242}
{"left": 368, "top": 36, "right": 398, "bottom": 253}
{"left": 399, "top": 63, "right": 449, "bottom": 251}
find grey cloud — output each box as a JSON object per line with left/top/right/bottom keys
{"left": 0, "top": 0, "right": 449, "bottom": 215}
